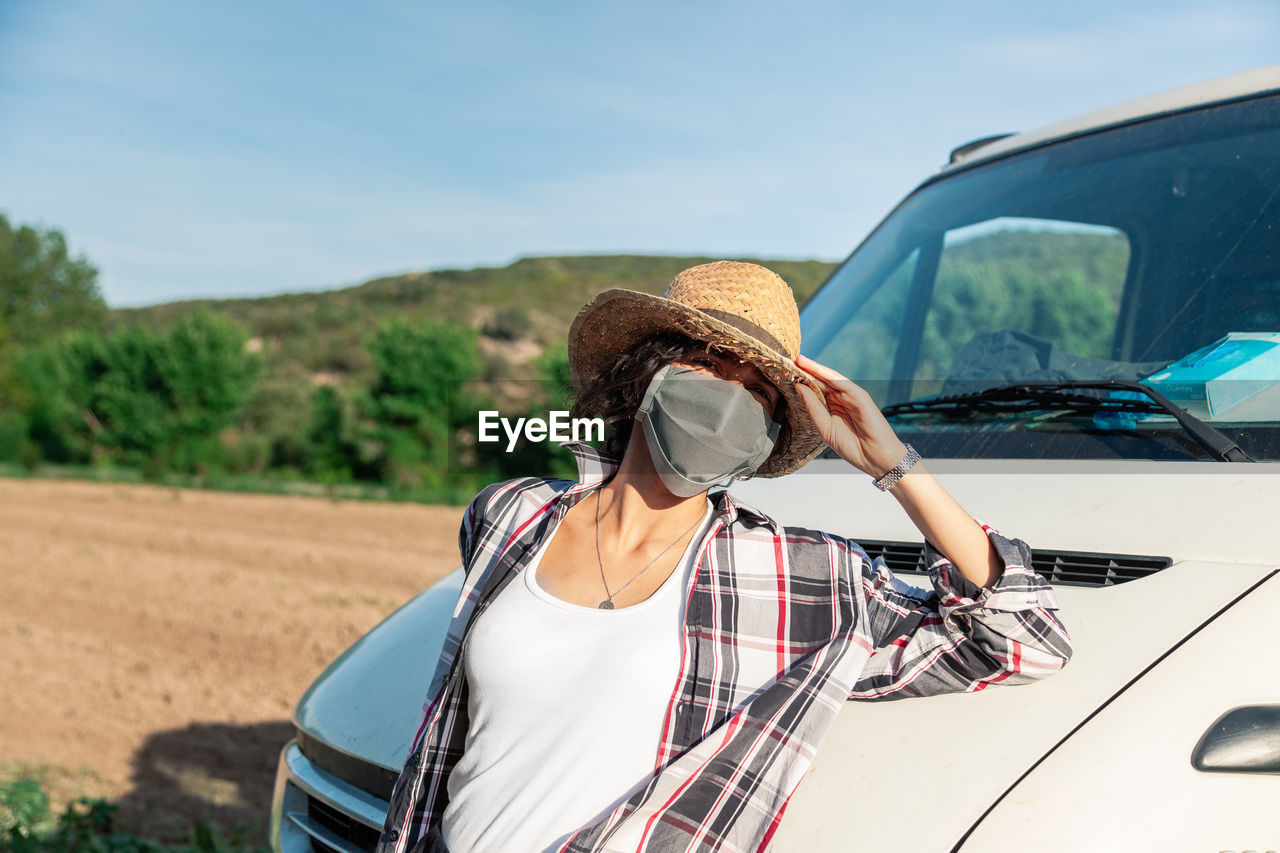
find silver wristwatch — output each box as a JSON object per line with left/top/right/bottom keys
{"left": 873, "top": 444, "right": 921, "bottom": 491}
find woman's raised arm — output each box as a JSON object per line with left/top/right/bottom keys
{"left": 795, "top": 353, "right": 1003, "bottom": 589}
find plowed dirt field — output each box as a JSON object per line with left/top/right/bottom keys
{"left": 0, "top": 476, "right": 464, "bottom": 844}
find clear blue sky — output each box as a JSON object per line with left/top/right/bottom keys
{"left": 1, "top": 1, "right": 1277, "bottom": 307}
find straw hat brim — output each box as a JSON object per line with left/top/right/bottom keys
{"left": 568, "top": 288, "right": 827, "bottom": 477}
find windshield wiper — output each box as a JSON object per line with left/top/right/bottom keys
{"left": 881, "top": 379, "right": 1253, "bottom": 462}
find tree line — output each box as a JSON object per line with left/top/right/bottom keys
{"left": 1, "top": 214, "right": 1130, "bottom": 502}
{"left": 0, "top": 215, "right": 575, "bottom": 502}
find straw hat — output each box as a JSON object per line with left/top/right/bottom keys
{"left": 568, "top": 260, "right": 826, "bottom": 477}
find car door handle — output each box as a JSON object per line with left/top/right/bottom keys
{"left": 1191, "top": 704, "right": 1280, "bottom": 773}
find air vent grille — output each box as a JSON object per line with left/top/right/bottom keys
{"left": 857, "top": 539, "right": 1171, "bottom": 587}
{"left": 307, "top": 795, "right": 380, "bottom": 853}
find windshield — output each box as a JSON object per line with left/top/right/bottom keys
{"left": 802, "top": 93, "right": 1280, "bottom": 461}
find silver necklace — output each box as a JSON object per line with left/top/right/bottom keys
{"left": 594, "top": 489, "right": 701, "bottom": 610}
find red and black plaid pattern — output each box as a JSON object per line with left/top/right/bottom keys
{"left": 378, "top": 444, "right": 1071, "bottom": 853}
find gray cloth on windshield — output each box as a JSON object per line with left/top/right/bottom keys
{"left": 940, "top": 330, "right": 1168, "bottom": 395}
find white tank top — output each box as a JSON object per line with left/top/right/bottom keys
{"left": 441, "top": 499, "right": 714, "bottom": 853}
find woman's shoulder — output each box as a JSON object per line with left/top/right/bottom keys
{"left": 457, "top": 475, "right": 576, "bottom": 565}
{"left": 720, "top": 490, "right": 818, "bottom": 540}
{"left": 721, "top": 491, "right": 876, "bottom": 567}
{"left": 463, "top": 474, "right": 575, "bottom": 524}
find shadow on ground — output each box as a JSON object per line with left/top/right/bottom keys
{"left": 114, "top": 720, "right": 296, "bottom": 846}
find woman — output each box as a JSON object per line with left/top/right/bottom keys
{"left": 378, "top": 261, "right": 1072, "bottom": 853}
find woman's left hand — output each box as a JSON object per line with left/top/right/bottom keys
{"left": 793, "top": 354, "right": 910, "bottom": 479}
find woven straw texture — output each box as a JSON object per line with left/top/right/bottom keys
{"left": 568, "top": 261, "right": 826, "bottom": 477}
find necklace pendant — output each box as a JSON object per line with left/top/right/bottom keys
{"left": 598, "top": 599, "right": 615, "bottom": 610}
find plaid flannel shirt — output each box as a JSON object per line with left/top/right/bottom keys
{"left": 378, "top": 442, "right": 1071, "bottom": 853}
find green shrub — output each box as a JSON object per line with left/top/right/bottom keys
{"left": 0, "top": 410, "right": 30, "bottom": 464}
{"left": 0, "top": 778, "right": 268, "bottom": 853}
{"left": 482, "top": 306, "right": 534, "bottom": 342}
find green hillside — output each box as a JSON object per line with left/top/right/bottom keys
{"left": 1, "top": 249, "right": 837, "bottom": 502}
{"left": 109, "top": 255, "right": 838, "bottom": 391}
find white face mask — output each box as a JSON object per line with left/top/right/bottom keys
{"left": 636, "top": 365, "right": 781, "bottom": 497}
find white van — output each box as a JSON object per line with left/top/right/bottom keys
{"left": 270, "top": 66, "right": 1280, "bottom": 852}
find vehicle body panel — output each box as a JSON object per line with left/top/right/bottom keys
{"left": 736, "top": 458, "right": 1280, "bottom": 564}
{"left": 294, "top": 569, "right": 464, "bottom": 774}
{"left": 739, "top": 462, "right": 1280, "bottom": 847}
{"left": 960, "top": 571, "right": 1280, "bottom": 851}
{"left": 766, "top": 559, "right": 1277, "bottom": 850}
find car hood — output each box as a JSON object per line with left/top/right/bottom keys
{"left": 294, "top": 462, "right": 1279, "bottom": 848}
{"left": 294, "top": 567, "right": 464, "bottom": 774}
{"left": 743, "top": 459, "right": 1280, "bottom": 850}
{"left": 768, "top": 558, "right": 1275, "bottom": 850}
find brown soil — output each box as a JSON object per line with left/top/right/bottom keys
{"left": 0, "top": 476, "right": 464, "bottom": 845}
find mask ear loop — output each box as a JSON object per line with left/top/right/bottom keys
{"left": 742, "top": 418, "right": 782, "bottom": 475}
{"left": 636, "top": 364, "right": 673, "bottom": 418}
{"left": 731, "top": 420, "right": 780, "bottom": 483}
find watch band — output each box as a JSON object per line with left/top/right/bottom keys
{"left": 873, "top": 444, "right": 921, "bottom": 491}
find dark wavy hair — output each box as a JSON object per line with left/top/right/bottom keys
{"left": 569, "top": 332, "right": 789, "bottom": 464}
